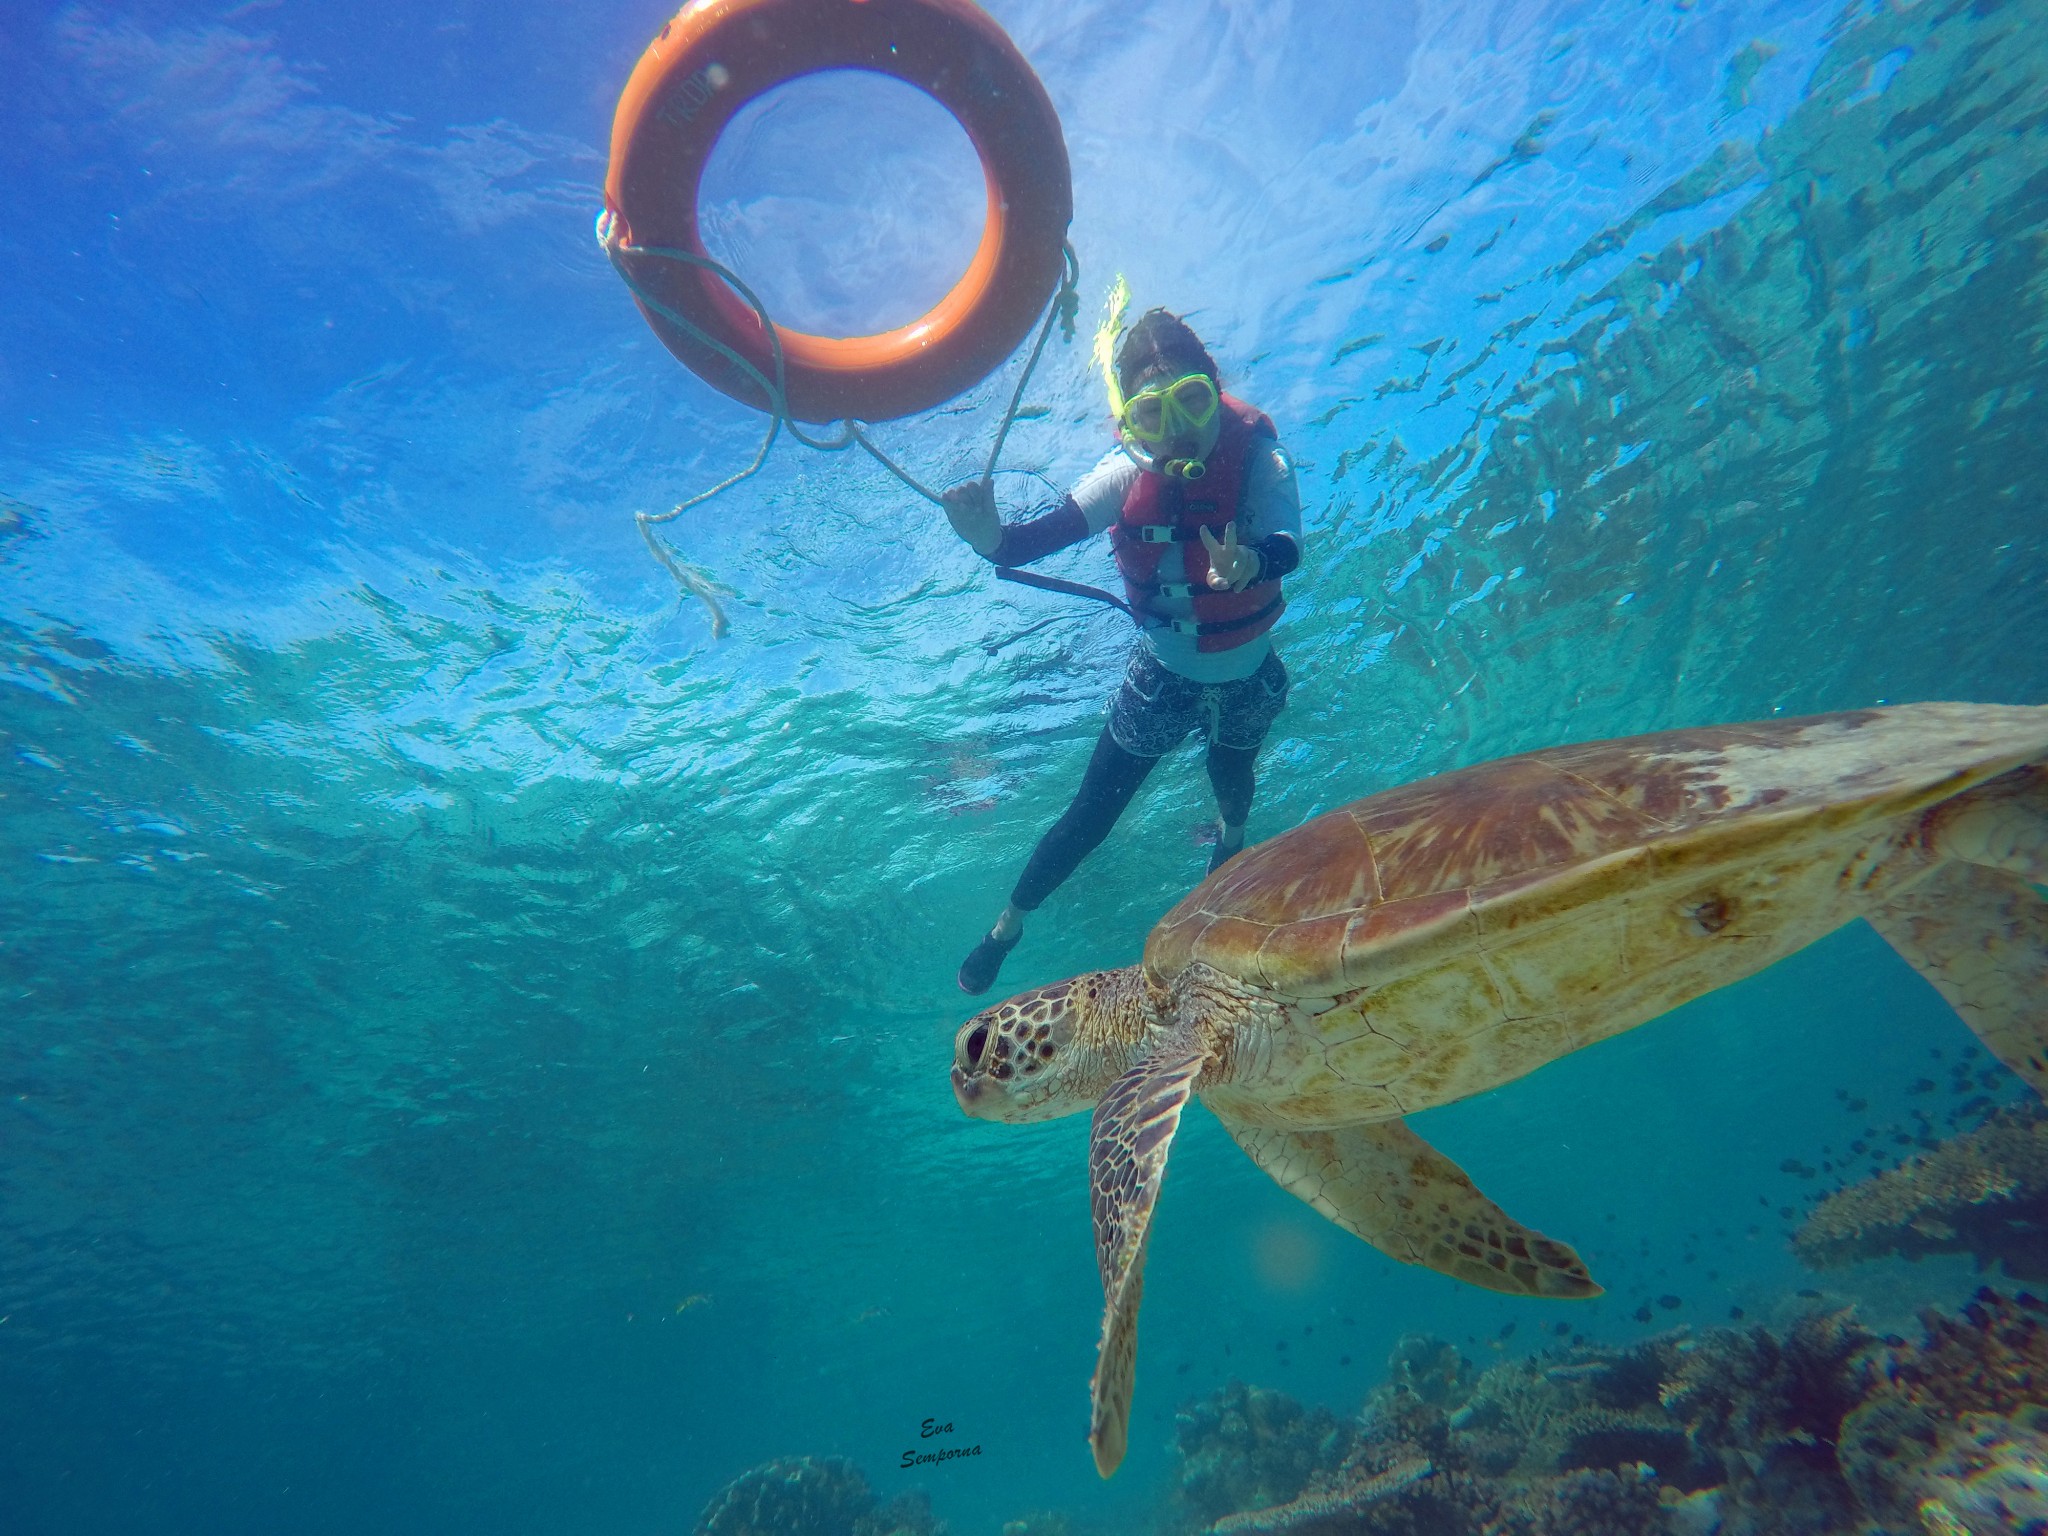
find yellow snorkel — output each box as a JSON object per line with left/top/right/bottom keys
{"left": 1093, "top": 274, "right": 1131, "bottom": 422}
{"left": 1095, "top": 276, "right": 1210, "bottom": 480}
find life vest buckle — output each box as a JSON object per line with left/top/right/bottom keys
{"left": 1138, "top": 524, "right": 1178, "bottom": 543}
{"left": 1158, "top": 595, "right": 1284, "bottom": 640}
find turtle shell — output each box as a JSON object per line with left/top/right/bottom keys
{"left": 1144, "top": 702, "right": 2048, "bottom": 998}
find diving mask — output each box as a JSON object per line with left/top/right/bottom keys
{"left": 1116, "top": 372, "right": 1220, "bottom": 447}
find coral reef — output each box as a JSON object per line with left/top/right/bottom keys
{"left": 1206, "top": 1457, "right": 1433, "bottom": 1534}
{"left": 1913, "top": 1412, "right": 2048, "bottom": 1536}
{"left": 1169, "top": 1378, "right": 1360, "bottom": 1531}
{"left": 1381, "top": 1333, "right": 1478, "bottom": 1411}
{"left": 696, "top": 1292, "right": 2048, "bottom": 1536}
{"left": 1166, "top": 1290, "right": 2048, "bottom": 1536}
{"left": 1658, "top": 1306, "right": 1872, "bottom": 1535}
{"left": 692, "top": 1456, "right": 945, "bottom": 1536}
{"left": 1168, "top": 1336, "right": 1686, "bottom": 1536}
{"left": 1797, "top": 1104, "right": 2048, "bottom": 1278}
{"left": 1840, "top": 1288, "right": 2048, "bottom": 1530}
{"left": 861, "top": 1494, "right": 943, "bottom": 1536}
{"left": 1526, "top": 1466, "right": 1665, "bottom": 1536}
{"left": 1661, "top": 1307, "right": 1870, "bottom": 1455}
{"left": 1451, "top": 1338, "right": 1701, "bottom": 1488}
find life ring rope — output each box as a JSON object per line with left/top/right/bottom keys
{"left": 602, "top": 216, "right": 1081, "bottom": 637}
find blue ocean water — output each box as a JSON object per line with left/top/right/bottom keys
{"left": 2, "top": 0, "right": 2045, "bottom": 1532}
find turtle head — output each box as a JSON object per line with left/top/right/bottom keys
{"left": 951, "top": 966, "right": 1156, "bottom": 1122}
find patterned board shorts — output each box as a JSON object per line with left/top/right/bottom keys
{"left": 1107, "top": 647, "right": 1290, "bottom": 758}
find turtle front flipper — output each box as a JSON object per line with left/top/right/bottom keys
{"left": 1215, "top": 1114, "right": 1601, "bottom": 1299}
{"left": 1087, "top": 1032, "right": 1210, "bottom": 1477}
{"left": 1872, "top": 862, "right": 2048, "bottom": 1099}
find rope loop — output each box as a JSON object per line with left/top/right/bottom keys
{"left": 600, "top": 210, "right": 1080, "bottom": 639}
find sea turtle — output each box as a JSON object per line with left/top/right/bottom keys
{"left": 949, "top": 703, "right": 2048, "bottom": 1476}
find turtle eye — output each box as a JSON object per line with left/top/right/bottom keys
{"left": 964, "top": 1024, "right": 989, "bottom": 1068}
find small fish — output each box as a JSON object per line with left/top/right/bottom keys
{"left": 674, "top": 1294, "right": 711, "bottom": 1314}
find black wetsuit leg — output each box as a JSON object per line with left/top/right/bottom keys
{"left": 1206, "top": 740, "right": 1259, "bottom": 828}
{"left": 1010, "top": 727, "right": 1160, "bottom": 911}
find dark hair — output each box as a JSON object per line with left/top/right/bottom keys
{"left": 1114, "top": 308, "right": 1219, "bottom": 392}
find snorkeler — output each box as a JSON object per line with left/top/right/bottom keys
{"left": 944, "top": 308, "right": 1304, "bottom": 995}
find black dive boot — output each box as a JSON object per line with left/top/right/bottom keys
{"left": 957, "top": 925, "right": 1021, "bottom": 995}
{"left": 1208, "top": 830, "right": 1246, "bottom": 874}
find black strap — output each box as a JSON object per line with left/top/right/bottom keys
{"left": 995, "top": 567, "right": 1139, "bottom": 622}
{"left": 997, "top": 567, "right": 1281, "bottom": 640}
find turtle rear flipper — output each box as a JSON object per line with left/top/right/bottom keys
{"left": 1217, "top": 1115, "right": 1600, "bottom": 1298}
{"left": 1872, "top": 861, "right": 2048, "bottom": 1099}
{"left": 1086, "top": 1033, "right": 1208, "bottom": 1478}
{"left": 1929, "top": 763, "right": 2047, "bottom": 884}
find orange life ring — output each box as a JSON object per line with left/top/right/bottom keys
{"left": 603, "top": 0, "right": 1072, "bottom": 424}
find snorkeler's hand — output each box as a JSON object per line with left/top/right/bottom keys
{"left": 942, "top": 479, "right": 1003, "bottom": 559}
{"left": 1200, "top": 522, "right": 1259, "bottom": 591}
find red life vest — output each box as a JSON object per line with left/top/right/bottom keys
{"left": 1110, "top": 394, "right": 1285, "bottom": 654}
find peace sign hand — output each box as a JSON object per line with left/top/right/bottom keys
{"left": 1199, "top": 522, "right": 1259, "bottom": 591}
